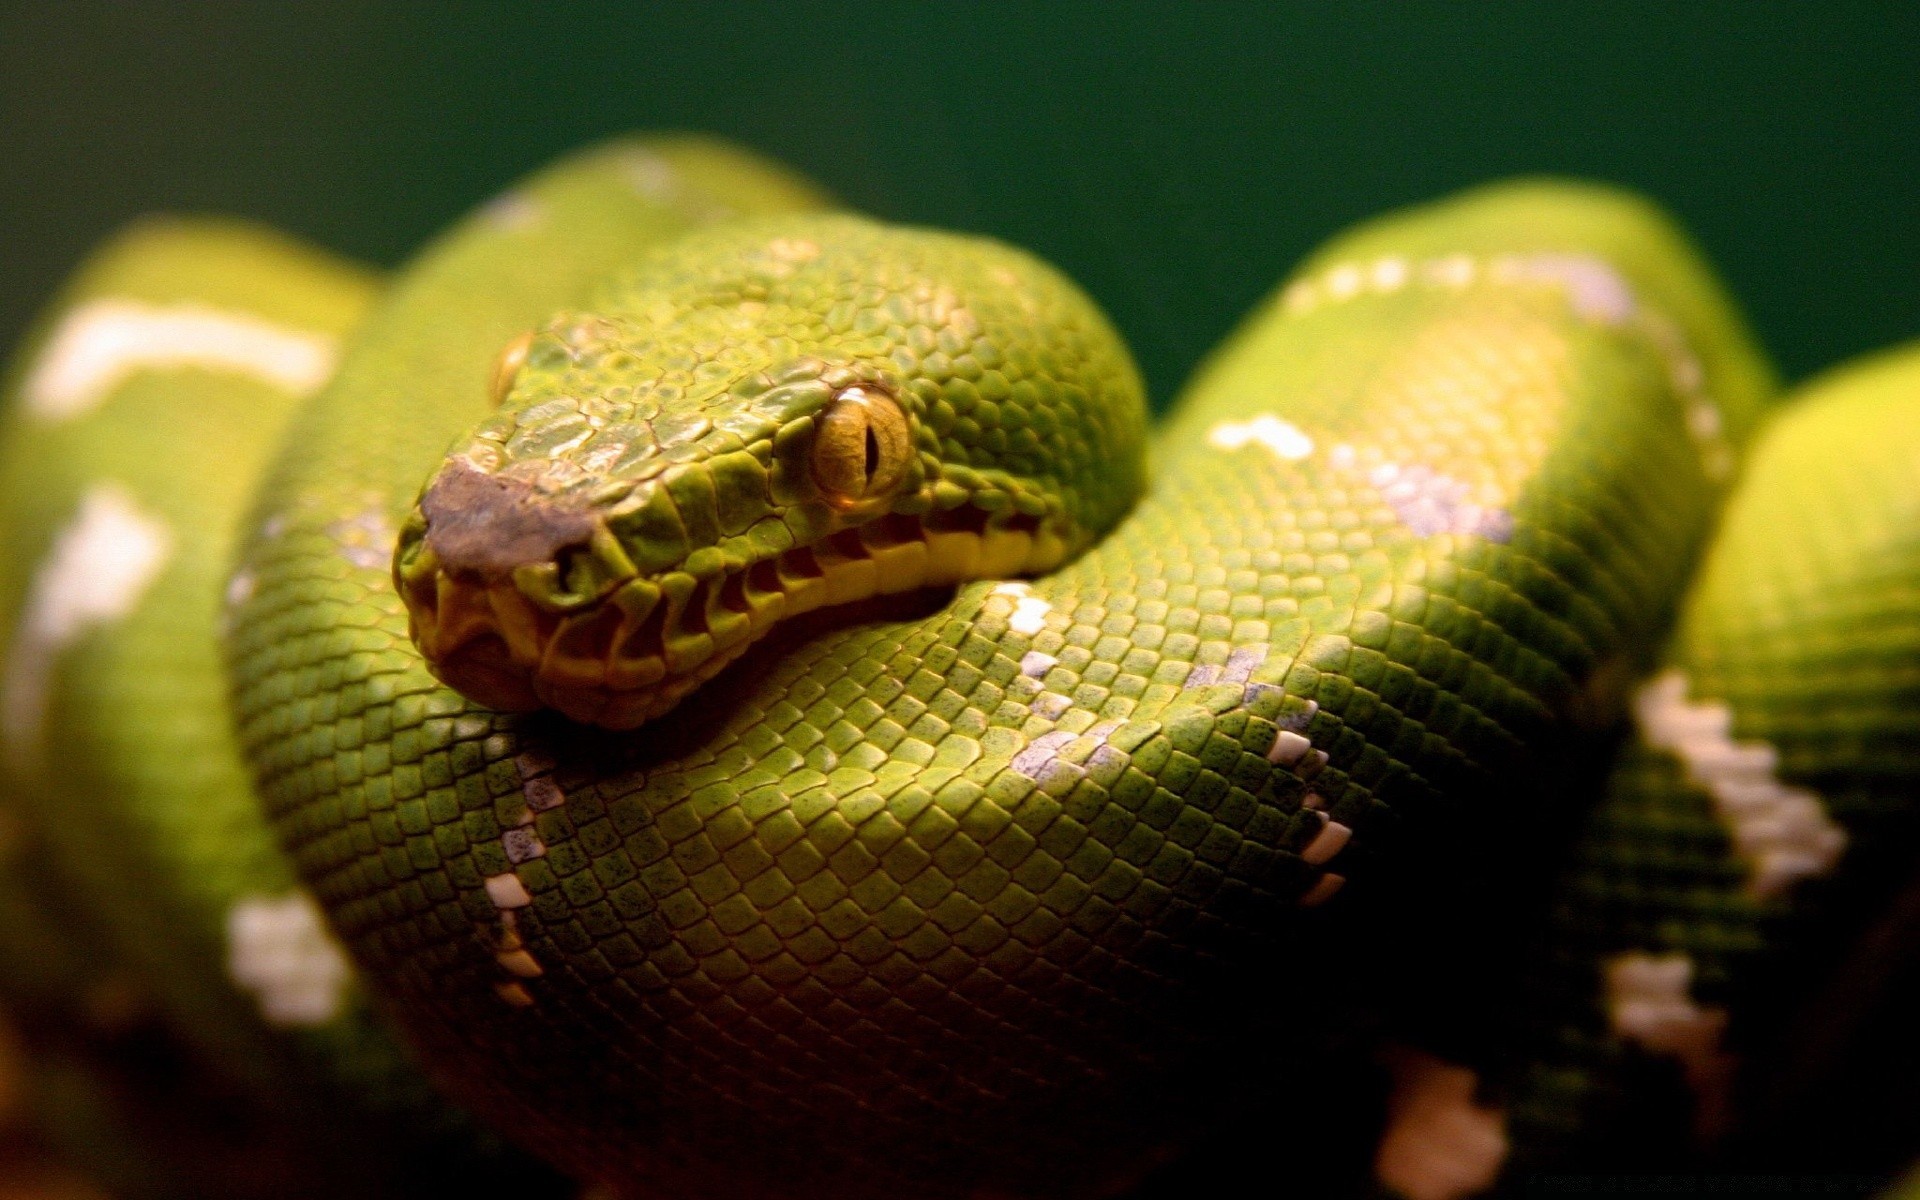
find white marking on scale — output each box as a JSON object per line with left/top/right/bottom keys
{"left": 523, "top": 776, "right": 565, "bottom": 813}
{"left": 3, "top": 485, "right": 171, "bottom": 759}
{"left": 484, "top": 873, "right": 533, "bottom": 910}
{"left": 1326, "top": 264, "right": 1365, "bottom": 300}
{"left": 1031, "top": 692, "right": 1071, "bottom": 720}
{"left": 1277, "top": 248, "right": 1728, "bottom": 482}
{"left": 492, "top": 909, "right": 544, "bottom": 980}
{"left": 1011, "top": 730, "right": 1078, "bottom": 779}
{"left": 1183, "top": 663, "right": 1220, "bottom": 688}
{"left": 224, "top": 568, "right": 256, "bottom": 609}
{"left": 226, "top": 893, "right": 352, "bottom": 1027}
{"left": 502, "top": 826, "right": 547, "bottom": 865}
{"left": 1206, "top": 414, "right": 1315, "bottom": 461}
{"left": 1603, "top": 950, "right": 1736, "bottom": 1134}
{"left": 1221, "top": 643, "right": 1269, "bottom": 684}
{"left": 765, "top": 237, "right": 821, "bottom": 264}
{"left": 990, "top": 582, "right": 1053, "bottom": 635}
{"left": 24, "top": 300, "right": 336, "bottom": 421}
{"left": 1082, "top": 720, "right": 1130, "bottom": 776}
{"left": 1490, "top": 252, "right": 1637, "bottom": 325}
{"left": 480, "top": 191, "right": 544, "bottom": 231}
{"left": 1424, "top": 254, "right": 1476, "bottom": 289}
{"left": 1020, "top": 651, "right": 1058, "bottom": 678}
{"left": 624, "top": 150, "right": 678, "bottom": 201}
{"left": 1687, "top": 400, "right": 1723, "bottom": 440}
{"left": 1632, "top": 671, "right": 1846, "bottom": 899}
{"left": 1374, "top": 1047, "right": 1509, "bottom": 1200}
{"left": 1302, "top": 816, "right": 1352, "bottom": 865}
{"left": 1369, "top": 463, "right": 1515, "bottom": 542}
{"left": 1369, "top": 256, "right": 1410, "bottom": 292}
{"left": 1265, "top": 699, "right": 1320, "bottom": 772}
{"left": 1268, "top": 731, "right": 1313, "bottom": 766}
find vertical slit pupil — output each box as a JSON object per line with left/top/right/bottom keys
{"left": 864, "top": 424, "right": 881, "bottom": 489}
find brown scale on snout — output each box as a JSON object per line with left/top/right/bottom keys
{"left": 397, "top": 458, "right": 609, "bottom": 715}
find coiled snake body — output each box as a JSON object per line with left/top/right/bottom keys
{"left": 0, "top": 137, "right": 1913, "bottom": 1198}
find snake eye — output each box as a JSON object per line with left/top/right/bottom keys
{"left": 489, "top": 331, "right": 536, "bottom": 407}
{"left": 811, "top": 386, "right": 911, "bottom": 509}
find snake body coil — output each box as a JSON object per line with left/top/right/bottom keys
{"left": 4, "top": 136, "right": 1916, "bottom": 1198}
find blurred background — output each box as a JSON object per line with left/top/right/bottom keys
{"left": 1, "top": 1, "right": 1916, "bottom": 410}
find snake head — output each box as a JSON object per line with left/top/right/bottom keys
{"left": 394, "top": 215, "right": 1146, "bottom": 729}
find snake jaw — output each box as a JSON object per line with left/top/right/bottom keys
{"left": 398, "top": 461, "right": 1073, "bottom": 728}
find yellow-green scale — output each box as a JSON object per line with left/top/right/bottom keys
{"left": 0, "top": 217, "right": 375, "bottom": 1061}
{"left": 0, "top": 213, "right": 608, "bottom": 1194}
{"left": 1505, "top": 341, "right": 1920, "bottom": 1177}
{"left": 227, "top": 151, "right": 1772, "bottom": 1197}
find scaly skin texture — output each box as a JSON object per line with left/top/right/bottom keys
{"left": 1498, "top": 342, "right": 1920, "bottom": 1184}
{"left": 219, "top": 143, "right": 1774, "bottom": 1197}
{"left": 0, "top": 220, "right": 577, "bottom": 1196}
{"left": 394, "top": 215, "right": 1147, "bottom": 728}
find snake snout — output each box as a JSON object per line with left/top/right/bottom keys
{"left": 417, "top": 457, "right": 599, "bottom": 579}
{"left": 396, "top": 455, "right": 636, "bottom": 718}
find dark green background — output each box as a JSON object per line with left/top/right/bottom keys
{"left": 2, "top": 2, "right": 1915, "bottom": 407}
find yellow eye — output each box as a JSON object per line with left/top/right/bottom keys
{"left": 489, "top": 331, "right": 536, "bottom": 407}
{"left": 810, "top": 386, "right": 912, "bottom": 509}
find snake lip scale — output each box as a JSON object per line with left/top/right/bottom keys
{"left": 400, "top": 477, "right": 1065, "bottom": 728}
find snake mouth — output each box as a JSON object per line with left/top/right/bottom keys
{"left": 399, "top": 506, "right": 1063, "bottom": 730}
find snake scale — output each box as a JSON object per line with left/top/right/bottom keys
{"left": 0, "top": 136, "right": 1912, "bottom": 1198}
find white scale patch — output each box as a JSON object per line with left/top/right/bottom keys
{"left": 1279, "top": 249, "right": 1731, "bottom": 479}
{"left": 226, "top": 892, "right": 352, "bottom": 1027}
{"left": 1374, "top": 1047, "right": 1509, "bottom": 1200}
{"left": 1605, "top": 951, "right": 1719, "bottom": 1050}
{"left": 480, "top": 191, "right": 544, "bottom": 231}
{"left": 475, "top": 751, "right": 572, "bottom": 1000}
{"left": 24, "top": 299, "right": 336, "bottom": 422}
{"left": 1488, "top": 252, "right": 1636, "bottom": 325}
{"left": 1259, "top": 702, "right": 1345, "bottom": 903}
{"left": 1603, "top": 950, "right": 1736, "bottom": 1133}
{"left": 1264, "top": 699, "right": 1326, "bottom": 779}
{"left": 1633, "top": 670, "right": 1846, "bottom": 899}
{"left": 1282, "top": 250, "right": 1635, "bottom": 324}
{"left": 1367, "top": 462, "right": 1517, "bottom": 542}
{"left": 1019, "top": 650, "right": 1057, "bottom": 678}
{"left": 623, "top": 149, "right": 678, "bottom": 201}
{"left": 1207, "top": 413, "right": 1315, "bottom": 461}
{"left": 1203, "top": 415, "right": 1516, "bottom": 544}
{"left": 224, "top": 568, "right": 256, "bottom": 609}
{"left": 3, "top": 484, "right": 171, "bottom": 760}
{"left": 990, "top": 582, "right": 1053, "bottom": 635}
{"left": 1008, "top": 719, "right": 1129, "bottom": 785}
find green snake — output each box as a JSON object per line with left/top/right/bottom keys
{"left": 0, "top": 136, "right": 1913, "bottom": 1198}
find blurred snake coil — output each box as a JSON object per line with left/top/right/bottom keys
{"left": 0, "top": 136, "right": 1914, "bottom": 1199}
